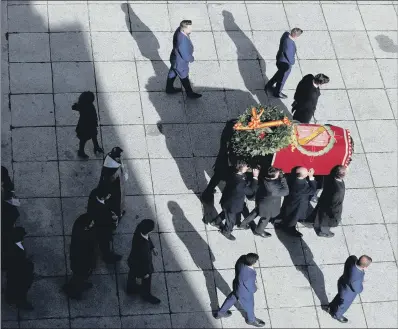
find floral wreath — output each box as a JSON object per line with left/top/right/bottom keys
{"left": 290, "top": 124, "right": 336, "bottom": 157}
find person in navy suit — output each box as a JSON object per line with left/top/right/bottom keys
{"left": 214, "top": 253, "right": 265, "bottom": 327}
{"left": 326, "top": 255, "right": 372, "bottom": 323}
{"left": 166, "top": 20, "right": 201, "bottom": 99}
{"left": 265, "top": 28, "right": 303, "bottom": 99}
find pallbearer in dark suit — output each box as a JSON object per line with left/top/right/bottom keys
{"left": 166, "top": 20, "right": 201, "bottom": 98}
{"left": 265, "top": 28, "right": 303, "bottom": 99}
{"left": 127, "top": 219, "right": 160, "bottom": 304}
{"left": 5, "top": 227, "right": 34, "bottom": 310}
{"left": 87, "top": 185, "right": 122, "bottom": 263}
{"left": 326, "top": 255, "right": 372, "bottom": 323}
{"left": 63, "top": 214, "right": 97, "bottom": 300}
{"left": 310, "top": 165, "right": 347, "bottom": 238}
{"left": 210, "top": 161, "right": 259, "bottom": 241}
{"left": 292, "top": 74, "right": 330, "bottom": 123}
{"left": 214, "top": 253, "right": 265, "bottom": 327}
{"left": 240, "top": 166, "right": 289, "bottom": 238}
{"left": 278, "top": 167, "right": 317, "bottom": 237}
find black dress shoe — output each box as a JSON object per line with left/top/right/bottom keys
{"left": 77, "top": 151, "right": 89, "bottom": 159}
{"left": 332, "top": 315, "right": 348, "bottom": 323}
{"left": 213, "top": 310, "right": 232, "bottom": 319}
{"left": 253, "top": 231, "right": 272, "bottom": 238}
{"left": 94, "top": 147, "right": 104, "bottom": 154}
{"left": 220, "top": 230, "right": 236, "bottom": 241}
{"left": 273, "top": 92, "right": 288, "bottom": 99}
{"left": 187, "top": 92, "right": 202, "bottom": 99}
{"left": 316, "top": 231, "right": 335, "bottom": 238}
{"left": 142, "top": 294, "right": 161, "bottom": 304}
{"left": 246, "top": 318, "right": 265, "bottom": 327}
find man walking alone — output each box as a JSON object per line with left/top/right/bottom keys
{"left": 166, "top": 20, "right": 201, "bottom": 98}
{"left": 265, "top": 28, "right": 303, "bottom": 99}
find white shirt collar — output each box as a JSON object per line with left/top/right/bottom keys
{"left": 141, "top": 233, "right": 149, "bottom": 240}
{"left": 96, "top": 197, "right": 105, "bottom": 204}
{"left": 16, "top": 242, "right": 24, "bottom": 250}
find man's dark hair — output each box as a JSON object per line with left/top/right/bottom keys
{"left": 245, "top": 253, "right": 259, "bottom": 266}
{"left": 291, "top": 27, "right": 303, "bottom": 37}
{"left": 314, "top": 73, "right": 330, "bottom": 85}
{"left": 138, "top": 219, "right": 155, "bottom": 235}
{"left": 235, "top": 160, "right": 248, "bottom": 172}
{"left": 180, "top": 20, "right": 192, "bottom": 28}
{"left": 266, "top": 166, "right": 280, "bottom": 179}
{"left": 331, "top": 165, "right": 347, "bottom": 179}
{"left": 357, "top": 255, "right": 372, "bottom": 267}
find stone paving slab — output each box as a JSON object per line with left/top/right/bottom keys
{"left": 1, "top": 1, "right": 397, "bottom": 328}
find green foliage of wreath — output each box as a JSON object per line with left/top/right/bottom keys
{"left": 231, "top": 105, "right": 293, "bottom": 157}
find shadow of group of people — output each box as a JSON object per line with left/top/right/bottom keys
{"left": 120, "top": 2, "right": 329, "bottom": 314}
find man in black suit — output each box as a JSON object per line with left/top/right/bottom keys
{"left": 87, "top": 185, "right": 122, "bottom": 263}
{"left": 63, "top": 214, "right": 97, "bottom": 300}
{"left": 292, "top": 73, "right": 330, "bottom": 123}
{"left": 214, "top": 253, "right": 265, "bottom": 327}
{"left": 265, "top": 28, "right": 303, "bottom": 99}
{"left": 127, "top": 219, "right": 160, "bottom": 304}
{"left": 210, "top": 161, "right": 259, "bottom": 241}
{"left": 278, "top": 167, "right": 317, "bottom": 237}
{"left": 325, "top": 255, "right": 372, "bottom": 323}
{"left": 5, "top": 227, "right": 34, "bottom": 310}
{"left": 240, "top": 166, "right": 289, "bottom": 238}
{"left": 310, "top": 165, "right": 347, "bottom": 238}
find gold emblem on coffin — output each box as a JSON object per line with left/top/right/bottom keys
{"left": 291, "top": 124, "right": 336, "bottom": 156}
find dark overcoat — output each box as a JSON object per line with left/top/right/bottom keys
{"left": 87, "top": 188, "right": 115, "bottom": 241}
{"left": 220, "top": 173, "right": 258, "bottom": 213}
{"left": 281, "top": 177, "right": 317, "bottom": 227}
{"left": 127, "top": 233, "right": 154, "bottom": 278}
{"left": 6, "top": 243, "right": 34, "bottom": 300}
{"left": 169, "top": 27, "right": 194, "bottom": 79}
{"left": 73, "top": 103, "right": 99, "bottom": 141}
{"left": 70, "top": 214, "right": 97, "bottom": 275}
{"left": 256, "top": 177, "right": 289, "bottom": 218}
{"left": 292, "top": 74, "right": 321, "bottom": 123}
{"left": 312, "top": 177, "right": 345, "bottom": 227}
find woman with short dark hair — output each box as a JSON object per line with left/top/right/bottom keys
{"left": 73, "top": 91, "right": 104, "bottom": 159}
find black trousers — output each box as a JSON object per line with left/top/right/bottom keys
{"left": 240, "top": 208, "right": 271, "bottom": 233}
{"left": 214, "top": 210, "right": 239, "bottom": 234}
{"left": 127, "top": 271, "right": 152, "bottom": 296}
{"left": 79, "top": 136, "right": 100, "bottom": 152}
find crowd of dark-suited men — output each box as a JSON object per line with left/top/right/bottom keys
{"left": 1, "top": 19, "right": 373, "bottom": 327}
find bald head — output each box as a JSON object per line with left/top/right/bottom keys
{"left": 357, "top": 255, "right": 372, "bottom": 269}
{"left": 296, "top": 167, "right": 308, "bottom": 179}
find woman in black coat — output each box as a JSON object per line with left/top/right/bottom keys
{"left": 292, "top": 73, "right": 329, "bottom": 123}
{"left": 73, "top": 91, "right": 104, "bottom": 159}
{"left": 63, "top": 214, "right": 97, "bottom": 300}
{"left": 127, "top": 219, "right": 160, "bottom": 304}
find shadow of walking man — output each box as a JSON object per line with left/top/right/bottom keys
{"left": 168, "top": 201, "right": 245, "bottom": 317}
{"left": 275, "top": 228, "right": 329, "bottom": 306}
{"left": 221, "top": 10, "right": 290, "bottom": 117}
